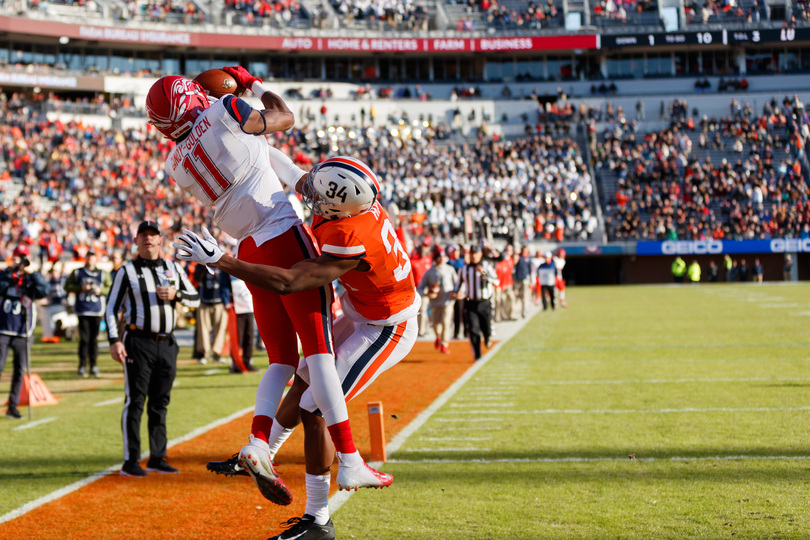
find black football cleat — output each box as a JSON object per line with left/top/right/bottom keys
{"left": 206, "top": 453, "right": 249, "bottom": 477}
{"left": 268, "top": 515, "right": 335, "bottom": 540}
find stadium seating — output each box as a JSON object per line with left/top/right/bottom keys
{"left": 595, "top": 97, "right": 810, "bottom": 241}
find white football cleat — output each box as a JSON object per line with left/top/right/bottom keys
{"left": 336, "top": 453, "right": 394, "bottom": 491}
{"left": 239, "top": 434, "right": 293, "bottom": 505}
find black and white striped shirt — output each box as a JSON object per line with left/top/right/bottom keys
{"left": 105, "top": 257, "right": 199, "bottom": 343}
{"left": 457, "top": 261, "right": 499, "bottom": 301}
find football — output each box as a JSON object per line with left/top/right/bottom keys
{"left": 193, "top": 69, "right": 245, "bottom": 99}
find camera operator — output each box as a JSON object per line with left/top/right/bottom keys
{"left": 65, "top": 250, "right": 111, "bottom": 377}
{"left": 0, "top": 245, "right": 50, "bottom": 419}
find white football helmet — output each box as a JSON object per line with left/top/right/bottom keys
{"left": 303, "top": 156, "right": 380, "bottom": 219}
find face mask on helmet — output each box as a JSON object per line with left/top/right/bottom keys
{"left": 303, "top": 157, "right": 380, "bottom": 219}
{"left": 146, "top": 76, "right": 210, "bottom": 140}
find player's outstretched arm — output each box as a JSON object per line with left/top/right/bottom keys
{"left": 174, "top": 229, "right": 358, "bottom": 294}
{"left": 213, "top": 254, "right": 358, "bottom": 295}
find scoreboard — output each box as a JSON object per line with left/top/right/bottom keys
{"left": 600, "top": 27, "right": 810, "bottom": 49}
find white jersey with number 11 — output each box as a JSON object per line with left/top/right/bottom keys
{"left": 165, "top": 95, "right": 301, "bottom": 248}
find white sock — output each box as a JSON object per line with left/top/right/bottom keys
{"left": 255, "top": 364, "right": 295, "bottom": 418}
{"left": 305, "top": 473, "right": 331, "bottom": 525}
{"left": 336, "top": 450, "right": 363, "bottom": 468}
{"left": 304, "top": 353, "right": 349, "bottom": 426}
{"left": 266, "top": 422, "right": 294, "bottom": 461}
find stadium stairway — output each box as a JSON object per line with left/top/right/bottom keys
{"left": 441, "top": 2, "right": 488, "bottom": 30}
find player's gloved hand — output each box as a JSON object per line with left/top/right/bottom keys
{"left": 222, "top": 66, "right": 261, "bottom": 90}
{"left": 173, "top": 227, "right": 223, "bottom": 274}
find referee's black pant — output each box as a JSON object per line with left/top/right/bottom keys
{"left": 464, "top": 298, "right": 492, "bottom": 360}
{"left": 122, "top": 332, "right": 178, "bottom": 463}
{"left": 77, "top": 315, "right": 101, "bottom": 370}
{"left": 0, "top": 334, "right": 28, "bottom": 408}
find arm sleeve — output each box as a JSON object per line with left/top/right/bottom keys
{"left": 105, "top": 267, "right": 129, "bottom": 344}
{"left": 174, "top": 262, "right": 200, "bottom": 309}
{"left": 221, "top": 94, "right": 253, "bottom": 126}
{"left": 318, "top": 224, "right": 367, "bottom": 260}
{"left": 455, "top": 267, "right": 466, "bottom": 296}
{"left": 267, "top": 145, "right": 307, "bottom": 190}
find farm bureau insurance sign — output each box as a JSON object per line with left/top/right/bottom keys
{"left": 637, "top": 239, "right": 810, "bottom": 255}
{"left": 78, "top": 26, "right": 191, "bottom": 45}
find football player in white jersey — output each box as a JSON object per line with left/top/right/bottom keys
{"left": 146, "top": 69, "right": 390, "bottom": 506}
{"left": 175, "top": 155, "right": 420, "bottom": 540}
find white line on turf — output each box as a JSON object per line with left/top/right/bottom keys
{"left": 328, "top": 305, "right": 542, "bottom": 514}
{"left": 406, "top": 447, "right": 492, "bottom": 452}
{"left": 0, "top": 405, "right": 254, "bottom": 524}
{"left": 93, "top": 397, "right": 124, "bottom": 407}
{"left": 203, "top": 369, "right": 221, "bottom": 376}
{"left": 517, "top": 357, "right": 810, "bottom": 366}
{"left": 13, "top": 417, "right": 57, "bottom": 431}
{"left": 418, "top": 437, "right": 493, "bottom": 441}
{"left": 510, "top": 377, "right": 810, "bottom": 386}
{"left": 516, "top": 343, "right": 810, "bottom": 353}
{"left": 438, "top": 426, "right": 498, "bottom": 431}
{"left": 433, "top": 417, "right": 504, "bottom": 422}
{"left": 440, "top": 406, "right": 810, "bottom": 415}
{"left": 448, "top": 402, "right": 513, "bottom": 408}
{"left": 386, "top": 455, "right": 810, "bottom": 464}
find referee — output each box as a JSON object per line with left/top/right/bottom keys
{"left": 454, "top": 244, "right": 499, "bottom": 361}
{"left": 106, "top": 221, "right": 199, "bottom": 477}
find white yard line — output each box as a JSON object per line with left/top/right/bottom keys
{"left": 0, "top": 406, "right": 254, "bottom": 524}
{"left": 432, "top": 417, "right": 504, "bottom": 422}
{"left": 448, "top": 402, "right": 513, "bottom": 408}
{"left": 386, "top": 455, "right": 810, "bottom": 464}
{"left": 512, "top": 377, "right": 810, "bottom": 386}
{"left": 93, "top": 397, "right": 125, "bottom": 407}
{"left": 418, "top": 437, "right": 493, "bottom": 441}
{"left": 405, "top": 447, "right": 492, "bottom": 452}
{"left": 13, "top": 417, "right": 57, "bottom": 431}
{"left": 439, "top": 406, "right": 810, "bottom": 415}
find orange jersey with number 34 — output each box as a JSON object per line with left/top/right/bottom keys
{"left": 312, "top": 202, "right": 416, "bottom": 322}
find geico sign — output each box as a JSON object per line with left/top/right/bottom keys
{"left": 661, "top": 240, "right": 723, "bottom": 255}
{"left": 770, "top": 238, "right": 810, "bottom": 252}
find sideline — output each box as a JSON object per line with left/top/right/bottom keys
{"left": 329, "top": 306, "right": 541, "bottom": 514}
{"left": 0, "top": 405, "right": 254, "bottom": 524}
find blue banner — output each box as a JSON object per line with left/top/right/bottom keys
{"left": 560, "top": 244, "right": 629, "bottom": 256}
{"left": 636, "top": 239, "right": 810, "bottom": 256}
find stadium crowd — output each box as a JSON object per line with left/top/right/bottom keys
{"left": 0, "top": 91, "right": 597, "bottom": 266}
{"left": 329, "top": 0, "right": 429, "bottom": 30}
{"left": 475, "top": 0, "right": 559, "bottom": 29}
{"left": 598, "top": 96, "right": 810, "bottom": 241}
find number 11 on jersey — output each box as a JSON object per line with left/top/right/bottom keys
{"left": 182, "top": 142, "right": 232, "bottom": 202}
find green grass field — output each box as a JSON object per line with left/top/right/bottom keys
{"left": 337, "top": 284, "right": 810, "bottom": 539}
{"left": 2, "top": 283, "right": 810, "bottom": 538}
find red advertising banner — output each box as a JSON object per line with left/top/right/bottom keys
{"left": 0, "top": 16, "right": 597, "bottom": 52}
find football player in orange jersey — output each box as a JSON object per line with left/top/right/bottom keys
{"left": 175, "top": 155, "right": 419, "bottom": 540}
